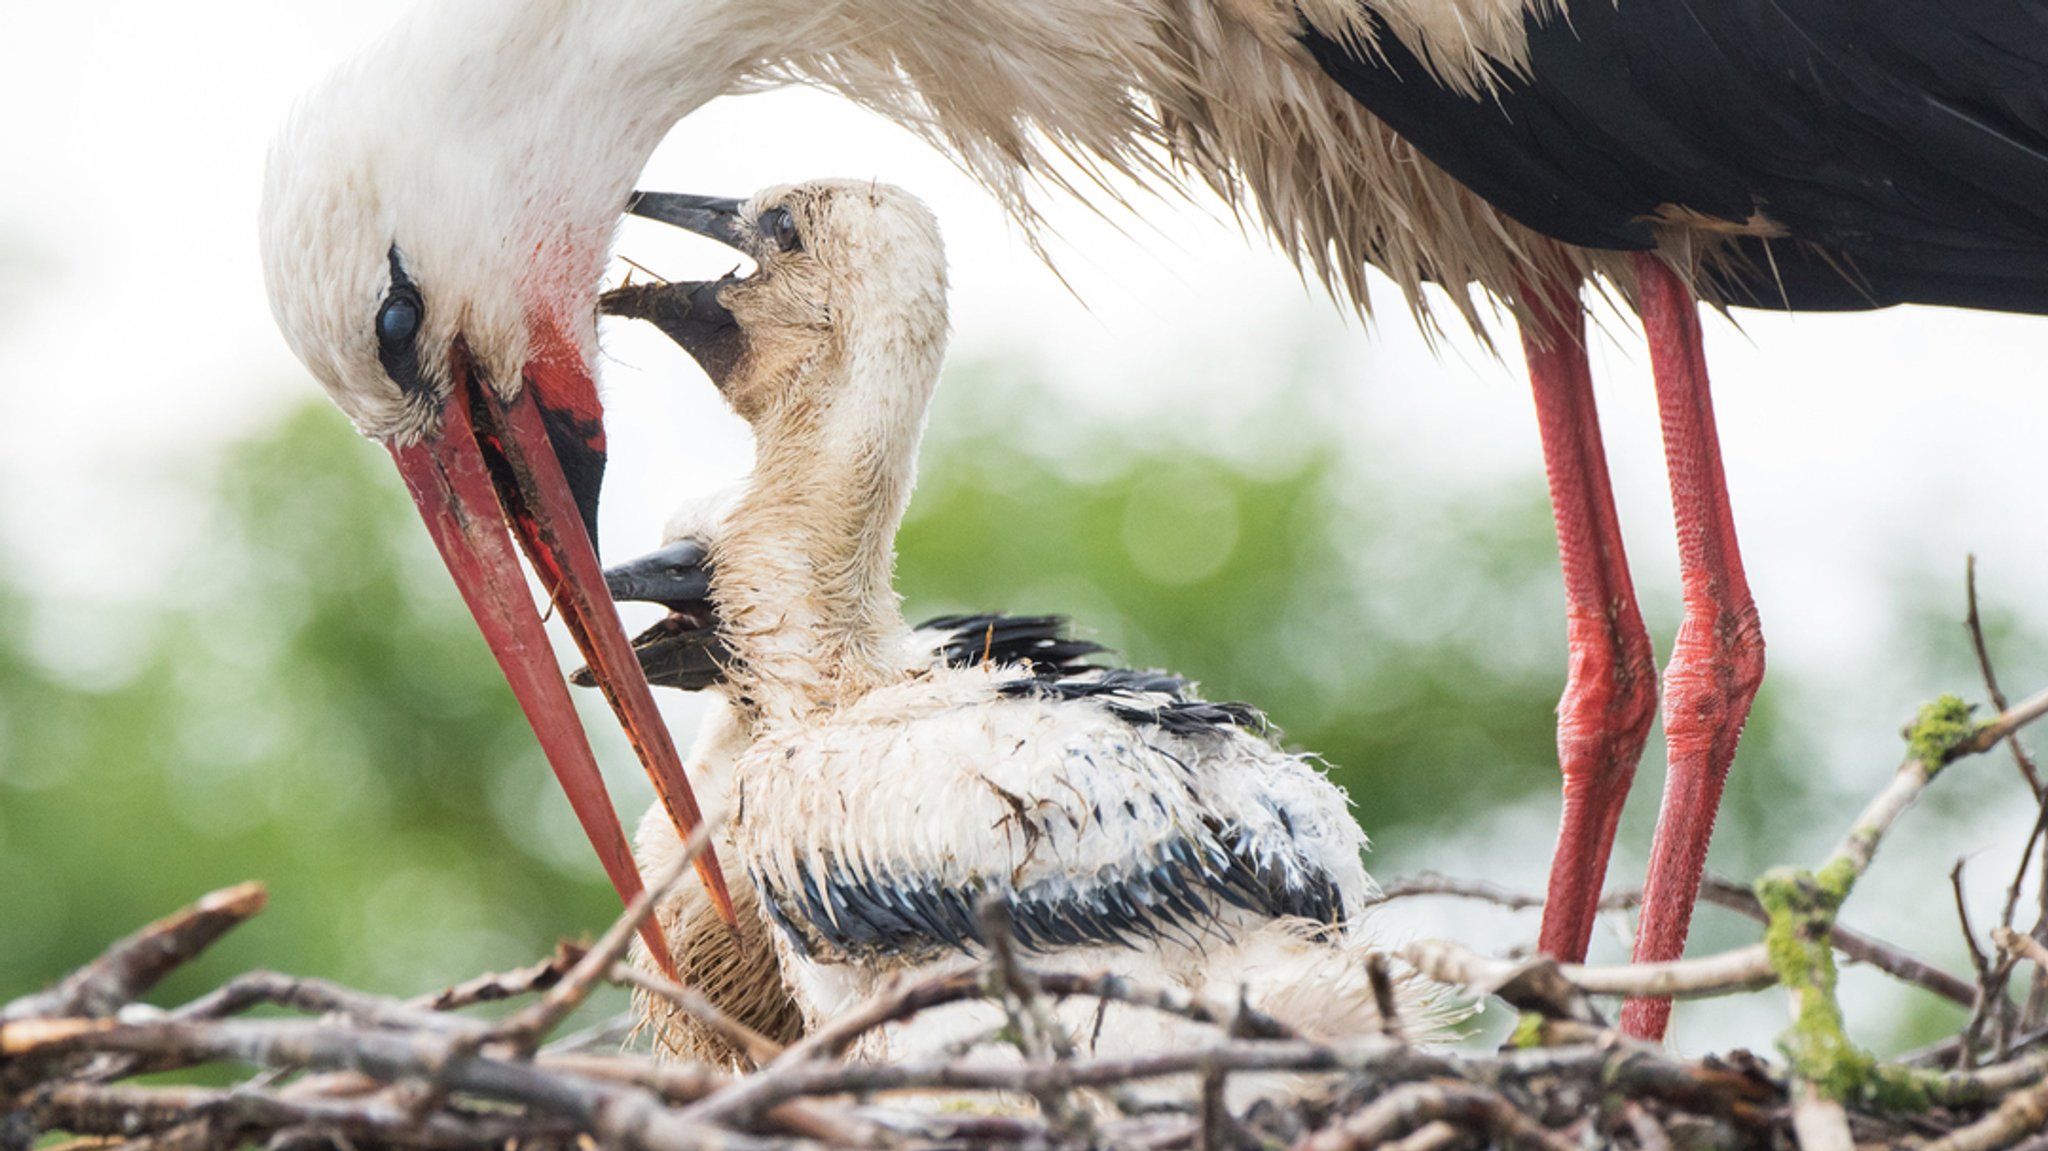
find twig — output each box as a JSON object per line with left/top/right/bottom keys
{"left": 1366, "top": 952, "right": 1404, "bottom": 1042}
{"left": 1921, "top": 1077, "right": 2048, "bottom": 1151}
{"left": 1299, "top": 1082, "right": 1578, "bottom": 1151}
{"left": 1955, "top": 858, "right": 2012, "bottom": 1069}
{"left": 1402, "top": 938, "right": 1773, "bottom": 1008}
{"left": 688, "top": 1034, "right": 1438, "bottom": 1126}
{"left": 1378, "top": 873, "right": 1975, "bottom": 1007}
{"left": 976, "top": 898, "right": 1091, "bottom": 1139}
{"left": 1965, "top": 556, "right": 2041, "bottom": 798}
{"left": 780, "top": 965, "right": 1290, "bottom": 1069}
{"left": 171, "top": 971, "right": 481, "bottom": 1035}
{"left": 606, "top": 963, "right": 785, "bottom": 1067}
{"left": 1378, "top": 1121, "right": 1465, "bottom": 1151}
{"left": 1621, "top": 1102, "right": 1673, "bottom": 1151}
{"left": 1997, "top": 927, "right": 2048, "bottom": 974}
{"left": 1, "top": 883, "right": 267, "bottom": 1023}
{"left": 1787, "top": 1082, "right": 1853, "bottom": 1151}
{"left": 1961, "top": 685, "right": 2048, "bottom": 759}
{"left": 2006, "top": 800, "right": 2048, "bottom": 1031}
{"left": 410, "top": 945, "right": 581, "bottom": 1013}
{"left": 5, "top": 1017, "right": 786, "bottom": 1151}
{"left": 487, "top": 819, "right": 713, "bottom": 1056}
{"left": 28, "top": 1082, "right": 576, "bottom": 1151}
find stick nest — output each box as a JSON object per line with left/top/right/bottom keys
{"left": 10, "top": 595, "right": 2048, "bottom": 1150}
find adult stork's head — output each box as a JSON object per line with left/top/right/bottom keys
{"left": 256, "top": 19, "right": 738, "bottom": 962}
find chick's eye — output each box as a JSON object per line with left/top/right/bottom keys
{"left": 763, "top": 207, "right": 800, "bottom": 252}
{"left": 377, "top": 289, "right": 422, "bottom": 346}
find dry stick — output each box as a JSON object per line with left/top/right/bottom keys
{"left": 1921, "top": 1076, "right": 2048, "bottom": 1151}
{"left": 1365, "top": 952, "right": 1405, "bottom": 1042}
{"left": 795, "top": 966, "right": 1289, "bottom": 1066}
{"left": 1298, "top": 1082, "right": 1578, "bottom": 1151}
{"left": 1954, "top": 859, "right": 2013, "bottom": 1070}
{"left": 695, "top": 1035, "right": 1437, "bottom": 1121}
{"left": 30, "top": 1082, "right": 575, "bottom": 1151}
{"left": 2003, "top": 798, "right": 2048, "bottom": 1031}
{"left": 975, "top": 899, "right": 1092, "bottom": 1140}
{"left": 1965, "top": 556, "right": 2041, "bottom": 798}
{"left": 725, "top": 1030, "right": 1768, "bottom": 1131}
{"left": 1923, "top": 1048, "right": 2048, "bottom": 1104}
{"left": 6, "top": 1017, "right": 791, "bottom": 1151}
{"left": 1898, "top": 1025, "right": 2048, "bottom": 1074}
{"left": 488, "top": 818, "right": 713, "bottom": 1056}
{"left": 1378, "top": 1121, "right": 1465, "bottom": 1151}
{"left": 1, "top": 883, "right": 267, "bottom": 1023}
{"left": 1997, "top": 927, "right": 2048, "bottom": 974}
{"left": 411, "top": 945, "right": 582, "bottom": 1013}
{"left": 170, "top": 971, "right": 482, "bottom": 1035}
{"left": 527, "top": 1052, "right": 728, "bottom": 1103}
{"left": 1403, "top": 937, "right": 1776, "bottom": 1005}
{"left": 1621, "top": 1103, "right": 1674, "bottom": 1151}
{"left": 1376, "top": 873, "right": 1975, "bottom": 1007}
{"left": 1786, "top": 1082, "right": 1853, "bottom": 1151}
{"left": 1962, "top": 685, "right": 2048, "bottom": 758}
{"left": 1198, "top": 993, "right": 1259, "bottom": 1151}
{"left": 1965, "top": 560, "right": 2048, "bottom": 1047}
{"left": 606, "top": 962, "right": 786, "bottom": 1067}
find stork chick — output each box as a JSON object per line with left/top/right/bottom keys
{"left": 602, "top": 180, "right": 1414, "bottom": 1060}
{"left": 577, "top": 495, "right": 1108, "bottom": 1066}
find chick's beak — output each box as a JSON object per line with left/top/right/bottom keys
{"left": 627, "top": 192, "right": 751, "bottom": 250}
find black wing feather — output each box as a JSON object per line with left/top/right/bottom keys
{"left": 1306, "top": 0, "right": 2048, "bottom": 313}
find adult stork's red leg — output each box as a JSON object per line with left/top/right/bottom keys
{"left": 1622, "top": 253, "right": 1766, "bottom": 1040}
{"left": 1521, "top": 278, "right": 1660, "bottom": 965}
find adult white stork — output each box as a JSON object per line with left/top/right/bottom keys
{"left": 596, "top": 178, "right": 1407, "bottom": 1057}
{"left": 258, "top": 0, "right": 2048, "bottom": 1038}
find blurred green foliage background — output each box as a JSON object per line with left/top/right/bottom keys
{"left": 0, "top": 346, "right": 2039, "bottom": 1055}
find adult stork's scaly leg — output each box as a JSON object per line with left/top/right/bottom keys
{"left": 1521, "top": 279, "right": 1660, "bottom": 967}
{"left": 1624, "top": 253, "right": 1766, "bottom": 1041}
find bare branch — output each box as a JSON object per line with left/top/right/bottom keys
{"left": 1921, "top": 1077, "right": 2048, "bottom": 1151}
{"left": 488, "top": 819, "right": 713, "bottom": 1055}
{"left": 2, "top": 883, "right": 267, "bottom": 1023}
{"left": 29, "top": 1082, "right": 576, "bottom": 1151}
{"left": 1300, "top": 1082, "right": 1578, "bottom": 1151}
{"left": 1966, "top": 556, "right": 2042, "bottom": 798}
{"left": 1383, "top": 873, "right": 1976, "bottom": 1007}
{"left": 410, "top": 945, "right": 580, "bottom": 1013}
{"left": 606, "top": 963, "right": 786, "bottom": 1068}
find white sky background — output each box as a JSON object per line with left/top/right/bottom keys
{"left": 5, "top": 0, "right": 2048, "bottom": 1050}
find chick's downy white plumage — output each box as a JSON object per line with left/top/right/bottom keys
{"left": 605, "top": 180, "right": 1418, "bottom": 1061}
{"left": 589, "top": 493, "right": 1109, "bottom": 1067}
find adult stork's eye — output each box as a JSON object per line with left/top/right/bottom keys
{"left": 762, "top": 207, "right": 801, "bottom": 252}
{"left": 377, "top": 289, "right": 423, "bottom": 347}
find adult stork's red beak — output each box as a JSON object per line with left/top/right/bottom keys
{"left": 386, "top": 320, "right": 735, "bottom": 977}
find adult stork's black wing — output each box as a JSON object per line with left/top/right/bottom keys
{"left": 1305, "top": 0, "right": 2048, "bottom": 312}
